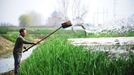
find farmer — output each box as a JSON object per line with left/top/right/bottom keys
{"left": 13, "top": 28, "right": 36, "bottom": 75}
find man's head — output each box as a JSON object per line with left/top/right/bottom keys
{"left": 19, "top": 28, "right": 27, "bottom": 37}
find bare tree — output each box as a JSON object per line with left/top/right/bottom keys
{"left": 46, "top": 11, "right": 63, "bottom": 27}
{"left": 57, "top": 0, "right": 70, "bottom": 21}
{"left": 57, "top": 0, "right": 88, "bottom": 36}
{"left": 71, "top": 0, "right": 88, "bottom": 36}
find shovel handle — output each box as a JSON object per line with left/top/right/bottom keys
{"left": 23, "top": 26, "right": 62, "bottom": 52}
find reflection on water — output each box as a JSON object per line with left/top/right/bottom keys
{"left": 88, "top": 45, "right": 134, "bottom": 51}
{"left": 0, "top": 46, "right": 37, "bottom": 73}
{"left": 68, "top": 37, "right": 134, "bottom": 58}
{"left": 87, "top": 45, "right": 134, "bottom": 59}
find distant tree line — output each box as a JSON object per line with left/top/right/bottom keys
{"left": 19, "top": 11, "right": 42, "bottom": 27}
{"left": 0, "top": 23, "right": 13, "bottom": 26}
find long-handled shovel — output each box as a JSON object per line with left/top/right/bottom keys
{"left": 23, "top": 21, "right": 72, "bottom": 52}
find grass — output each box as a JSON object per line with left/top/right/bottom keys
{"left": 1, "top": 27, "right": 134, "bottom": 40}
{"left": 0, "top": 27, "right": 11, "bottom": 34}
{"left": 86, "top": 31, "right": 134, "bottom": 38}
{"left": 2, "top": 32, "right": 18, "bottom": 42}
{"left": 1, "top": 31, "right": 39, "bottom": 42}
{"left": 28, "top": 28, "right": 134, "bottom": 38}
{"left": 19, "top": 35, "right": 134, "bottom": 75}
{"left": 0, "top": 45, "right": 3, "bottom": 50}
{"left": 0, "top": 26, "right": 18, "bottom": 34}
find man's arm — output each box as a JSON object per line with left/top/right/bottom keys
{"left": 19, "top": 37, "right": 35, "bottom": 44}
{"left": 23, "top": 39, "right": 35, "bottom": 44}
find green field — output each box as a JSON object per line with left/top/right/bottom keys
{"left": 19, "top": 35, "right": 134, "bottom": 75}
{"left": 0, "top": 27, "right": 134, "bottom": 75}
{"left": 0, "top": 27, "right": 134, "bottom": 42}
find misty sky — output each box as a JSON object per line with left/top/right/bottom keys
{"left": 0, "top": 0, "right": 134, "bottom": 26}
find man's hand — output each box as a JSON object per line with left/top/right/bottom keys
{"left": 23, "top": 46, "right": 27, "bottom": 49}
{"left": 33, "top": 43, "right": 37, "bottom": 45}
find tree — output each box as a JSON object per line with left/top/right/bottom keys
{"left": 19, "top": 11, "right": 42, "bottom": 27}
{"left": 57, "top": 0, "right": 88, "bottom": 36}
{"left": 19, "top": 15, "right": 32, "bottom": 27}
{"left": 46, "top": 11, "right": 63, "bottom": 27}
{"left": 57, "top": 0, "right": 70, "bottom": 21}
{"left": 29, "top": 11, "right": 42, "bottom": 26}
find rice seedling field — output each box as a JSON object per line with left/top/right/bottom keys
{"left": 19, "top": 34, "right": 134, "bottom": 75}
{"left": 0, "top": 27, "right": 134, "bottom": 75}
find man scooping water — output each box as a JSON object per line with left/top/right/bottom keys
{"left": 13, "top": 28, "right": 36, "bottom": 75}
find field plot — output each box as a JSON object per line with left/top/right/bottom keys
{"left": 19, "top": 35, "right": 134, "bottom": 75}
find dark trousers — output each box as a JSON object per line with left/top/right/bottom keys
{"left": 13, "top": 52, "right": 22, "bottom": 75}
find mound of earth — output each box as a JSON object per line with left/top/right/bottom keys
{"left": 0, "top": 36, "right": 13, "bottom": 56}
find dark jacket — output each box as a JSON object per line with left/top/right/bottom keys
{"left": 13, "top": 35, "right": 34, "bottom": 54}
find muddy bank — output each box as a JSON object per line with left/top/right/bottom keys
{"left": 0, "top": 70, "right": 14, "bottom": 75}
{"left": 0, "top": 36, "right": 13, "bottom": 57}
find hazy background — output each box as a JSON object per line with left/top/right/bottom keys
{"left": 0, "top": 0, "right": 134, "bottom": 26}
